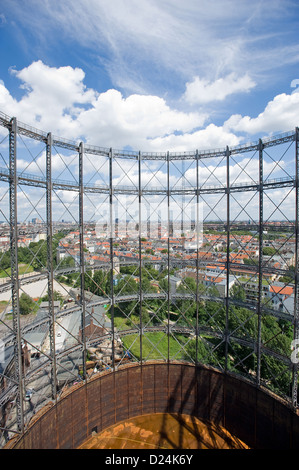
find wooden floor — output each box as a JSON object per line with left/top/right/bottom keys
{"left": 78, "top": 413, "right": 249, "bottom": 449}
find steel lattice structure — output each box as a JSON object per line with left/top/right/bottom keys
{"left": 0, "top": 110, "right": 298, "bottom": 446}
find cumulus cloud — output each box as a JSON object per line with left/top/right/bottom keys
{"left": 0, "top": 61, "right": 215, "bottom": 151}
{"left": 183, "top": 73, "right": 256, "bottom": 105}
{"left": 224, "top": 92, "right": 299, "bottom": 134}
{"left": 184, "top": 155, "right": 284, "bottom": 187}
{"left": 8, "top": 61, "right": 96, "bottom": 132}
{"left": 0, "top": 80, "right": 18, "bottom": 112}
{"left": 16, "top": 152, "right": 80, "bottom": 178}
{"left": 0, "top": 60, "right": 298, "bottom": 156}
{"left": 147, "top": 123, "right": 241, "bottom": 152}
{"left": 76, "top": 89, "right": 207, "bottom": 149}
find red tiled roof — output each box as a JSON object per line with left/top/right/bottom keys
{"left": 270, "top": 285, "right": 293, "bottom": 296}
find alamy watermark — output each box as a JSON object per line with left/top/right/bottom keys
{"left": 0, "top": 339, "right": 5, "bottom": 367}
{"left": 94, "top": 199, "right": 204, "bottom": 243}
{"left": 291, "top": 340, "right": 299, "bottom": 364}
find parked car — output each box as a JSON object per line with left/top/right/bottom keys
{"left": 25, "top": 389, "right": 33, "bottom": 401}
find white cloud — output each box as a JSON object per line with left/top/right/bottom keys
{"left": 184, "top": 156, "right": 285, "bottom": 187}
{"left": 183, "top": 74, "right": 256, "bottom": 105}
{"left": 76, "top": 89, "right": 207, "bottom": 149}
{"left": 3, "top": 0, "right": 297, "bottom": 95}
{"left": 0, "top": 62, "right": 97, "bottom": 137}
{"left": 0, "top": 61, "right": 210, "bottom": 151}
{"left": 16, "top": 152, "right": 80, "bottom": 178}
{"left": 147, "top": 124, "right": 241, "bottom": 152}
{"left": 224, "top": 92, "right": 299, "bottom": 134}
{"left": 15, "top": 60, "right": 96, "bottom": 107}
{"left": 0, "top": 13, "right": 6, "bottom": 26}
{"left": 0, "top": 80, "right": 18, "bottom": 113}
{"left": 11, "top": 61, "right": 96, "bottom": 131}
{"left": 0, "top": 60, "right": 298, "bottom": 157}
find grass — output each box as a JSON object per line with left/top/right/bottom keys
{"left": 0, "top": 263, "right": 34, "bottom": 278}
{"left": 0, "top": 300, "right": 8, "bottom": 314}
{"left": 113, "top": 314, "right": 140, "bottom": 331}
{"left": 122, "top": 331, "right": 188, "bottom": 361}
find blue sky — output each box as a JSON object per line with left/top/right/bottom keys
{"left": 0, "top": 0, "right": 299, "bottom": 153}
{"left": 0, "top": 0, "right": 298, "bottom": 223}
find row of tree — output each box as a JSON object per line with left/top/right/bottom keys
{"left": 1, "top": 232, "right": 67, "bottom": 272}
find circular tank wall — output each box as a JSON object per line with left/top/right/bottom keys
{"left": 6, "top": 362, "right": 299, "bottom": 449}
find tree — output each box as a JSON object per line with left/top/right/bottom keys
{"left": 263, "top": 247, "right": 276, "bottom": 256}
{"left": 115, "top": 275, "right": 138, "bottom": 296}
{"left": 140, "top": 277, "right": 156, "bottom": 293}
{"left": 230, "top": 283, "right": 246, "bottom": 301}
{"left": 177, "top": 277, "right": 197, "bottom": 293}
{"left": 0, "top": 250, "right": 11, "bottom": 270}
{"left": 159, "top": 278, "right": 168, "bottom": 293}
{"left": 41, "top": 290, "right": 64, "bottom": 306}
{"left": 59, "top": 256, "right": 75, "bottom": 267}
{"left": 19, "top": 293, "right": 35, "bottom": 315}
{"left": 92, "top": 269, "right": 108, "bottom": 296}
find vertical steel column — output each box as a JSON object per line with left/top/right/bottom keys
{"left": 79, "top": 142, "right": 87, "bottom": 381}
{"left": 256, "top": 139, "right": 264, "bottom": 387}
{"left": 138, "top": 151, "right": 143, "bottom": 365}
{"left": 181, "top": 160, "right": 185, "bottom": 241}
{"left": 225, "top": 146, "right": 231, "bottom": 371}
{"left": 9, "top": 117, "right": 24, "bottom": 433}
{"left": 167, "top": 151, "right": 170, "bottom": 362}
{"left": 109, "top": 148, "right": 115, "bottom": 370}
{"left": 147, "top": 201, "right": 150, "bottom": 240}
{"left": 125, "top": 200, "right": 128, "bottom": 238}
{"left": 46, "top": 132, "right": 57, "bottom": 399}
{"left": 115, "top": 201, "right": 118, "bottom": 240}
{"left": 158, "top": 210, "right": 161, "bottom": 240}
{"left": 292, "top": 127, "right": 299, "bottom": 408}
{"left": 195, "top": 150, "right": 199, "bottom": 364}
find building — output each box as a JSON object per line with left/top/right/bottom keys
{"left": 79, "top": 306, "right": 112, "bottom": 342}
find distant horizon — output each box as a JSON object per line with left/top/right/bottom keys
{"left": 0, "top": 219, "right": 295, "bottom": 226}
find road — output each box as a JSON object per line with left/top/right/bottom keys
{"left": 0, "top": 278, "right": 71, "bottom": 301}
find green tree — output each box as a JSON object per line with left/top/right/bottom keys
{"left": 230, "top": 283, "right": 246, "bottom": 301}
{"left": 19, "top": 293, "right": 35, "bottom": 315}
{"left": 177, "top": 277, "right": 197, "bottom": 293}
{"left": 140, "top": 277, "right": 156, "bottom": 293}
{"left": 59, "top": 256, "right": 75, "bottom": 267}
{"left": 92, "top": 269, "right": 109, "bottom": 296}
{"left": 263, "top": 247, "right": 276, "bottom": 256}
{"left": 41, "top": 290, "right": 64, "bottom": 306}
{"left": 159, "top": 278, "right": 168, "bottom": 293}
{"left": 115, "top": 275, "right": 138, "bottom": 295}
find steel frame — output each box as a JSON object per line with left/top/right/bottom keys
{"left": 0, "top": 112, "right": 298, "bottom": 445}
{"left": 46, "top": 132, "right": 57, "bottom": 401}
{"left": 9, "top": 117, "right": 24, "bottom": 433}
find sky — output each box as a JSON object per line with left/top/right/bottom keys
{"left": 0, "top": 0, "right": 299, "bottom": 223}
{"left": 0, "top": 0, "right": 299, "bottom": 153}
